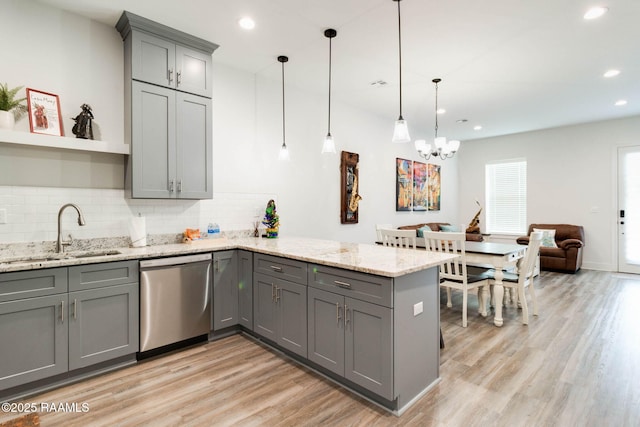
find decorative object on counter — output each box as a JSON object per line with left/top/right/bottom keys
{"left": 412, "top": 161, "right": 427, "bottom": 211}
{"left": 262, "top": 199, "right": 280, "bottom": 238}
{"left": 414, "top": 78, "right": 460, "bottom": 160}
{"left": 183, "top": 228, "right": 202, "bottom": 242}
{"left": 207, "top": 222, "right": 221, "bottom": 238}
{"left": 466, "top": 199, "right": 482, "bottom": 234}
{"left": 391, "top": 0, "right": 410, "bottom": 143}
{"left": 71, "top": 103, "right": 94, "bottom": 139}
{"left": 277, "top": 55, "right": 290, "bottom": 161}
{"left": 396, "top": 158, "right": 412, "bottom": 211}
{"left": 341, "top": 151, "right": 361, "bottom": 223}
{"left": 321, "top": 28, "right": 337, "bottom": 154}
{"left": 0, "top": 83, "right": 27, "bottom": 130}
{"left": 26, "top": 88, "right": 63, "bottom": 136}
{"left": 427, "top": 163, "right": 441, "bottom": 210}
{"left": 253, "top": 220, "right": 260, "bottom": 237}
{"left": 129, "top": 214, "right": 147, "bottom": 247}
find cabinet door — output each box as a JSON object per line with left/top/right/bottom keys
{"left": 238, "top": 250, "right": 254, "bottom": 330}
{"left": 0, "top": 295, "right": 68, "bottom": 390}
{"left": 344, "top": 298, "right": 393, "bottom": 400}
{"left": 175, "top": 45, "right": 212, "bottom": 97}
{"left": 68, "top": 284, "right": 139, "bottom": 370}
{"left": 253, "top": 273, "right": 278, "bottom": 342}
{"left": 213, "top": 251, "right": 238, "bottom": 331}
{"left": 308, "top": 287, "right": 344, "bottom": 375}
{"left": 132, "top": 31, "right": 176, "bottom": 89}
{"left": 277, "top": 279, "right": 307, "bottom": 358}
{"left": 131, "top": 81, "right": 176, "bottom": 198}
{"left": 175, "top": 92, "right": 212, "bottom": 199}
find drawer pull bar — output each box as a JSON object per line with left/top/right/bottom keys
{"left": 270, "top": 265, "right": 283, "bottom": 272}
{"left": 61, "top": 301, "right": 64, "bottom": 324}
{"left": 334, "top": 280, "right": 352, "bottom": 288}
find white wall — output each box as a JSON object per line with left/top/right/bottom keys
{"left": 1, "top": 1, "right": 459, "bottom": 245}
{"left": 457, "top": 116, "right": 640, "bottom": 271}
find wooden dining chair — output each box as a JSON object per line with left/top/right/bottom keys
{"left": 423, "top": 230, "right": 490, "bottom": 328}
{"left": 487, "top": 231, "right": 543, "bottom": 325}
{"left": 380, "top": 229, "right": 417, "bottom": 249}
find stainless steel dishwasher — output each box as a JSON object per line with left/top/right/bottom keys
{"left": 139, "top": 253, "right": 212, "bottom": 353}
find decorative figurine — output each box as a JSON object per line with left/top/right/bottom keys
{"left": 262, "top": 199, "right": 280, "bottom": 238}
{"left": 71, "top": 103, "right": 94, "bottom": 139}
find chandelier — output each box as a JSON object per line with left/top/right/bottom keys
{"left": 415, "top": 78, "right": 460, "bottom": 160}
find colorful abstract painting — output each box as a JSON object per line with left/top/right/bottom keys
{"left": 396, "top": 158, "right": 413, "bottom": 211}
{"left": 428, "top": 163, "right": 441, "bottom": 211}
{"left": 412, "top": 161, "right": 428, "bottom": 211}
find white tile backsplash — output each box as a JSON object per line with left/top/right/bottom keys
{"left": 0, "top": 186, "right": 276, "bottom": 244}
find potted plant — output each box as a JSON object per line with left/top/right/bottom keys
{"left": 0, "top": 83, "right": 27, "bottom": 130}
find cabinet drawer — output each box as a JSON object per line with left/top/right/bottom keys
{"left": 254, "top": 254, "right": 307, "bottom": 285}
{"left": 308, "top": 264, "right": 393, "bottom": 308}
{"left": 69, "top": 261, "right": 139, "bottom": 291}
{"left": 0, "top": 268, "right": 68, "bottom": 303}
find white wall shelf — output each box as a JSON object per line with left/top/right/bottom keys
{"left": 0, "top": 129, "right": 129, "bottom": 155}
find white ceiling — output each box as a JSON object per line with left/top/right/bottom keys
{"left": 37, "top": 0, "right": 640, "bottom": 141}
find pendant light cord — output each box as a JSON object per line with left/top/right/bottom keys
{"left": 327, "top": 35, "right": 332, "bottom": 134}
{"left": 434, "top": 80, "right": 439, "bottom": 138}
{"left": 281, "top": 60, "right": 286, "bottom": 147}
{"left": 397, "top": 0, "right": 403, "bottom": 119}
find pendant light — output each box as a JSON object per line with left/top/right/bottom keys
{"left": 391, "top": 0, "right": 410, "bottom": 143}
{"left": 277, "top": 55, "right": 290, "bottom": 161}
{"left": 322, "top": 28, "right": 337, "bottom": 154}
{"left": 415, "top": 78, "right": 460, "bottom": 160}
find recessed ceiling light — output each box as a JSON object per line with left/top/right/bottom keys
{"left": 603, "top": 69, "right": 620, "bottom": 78}
{"left": 456, "top": 119, "right": 468, "bottom": 123}
{"left": 473, "top": 125, "right": 482, "bottom": 131}
{"left": 615, "top": 100, "right": 628, "bottom": 106}
{"left": 238, "top": 17, "right": 255, "bottom": 30}
{"left": 370, "top": 80, "right": 388, "bottom": 87}
{"left": 436, "top": 108, "right": 446, "bottom": 114}
{"left": 584, "top": 7, "right": 608, "bottom": 20}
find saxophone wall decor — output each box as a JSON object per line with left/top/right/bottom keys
{"left": 340, "top": 151, "right": 361, "bottom": 224}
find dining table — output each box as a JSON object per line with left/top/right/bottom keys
{"left": 379, "top": 238, "right": 527, "bottom": 327}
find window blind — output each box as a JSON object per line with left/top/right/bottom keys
{"left": 485, "top": 160, "right": 527, "bottom": 234}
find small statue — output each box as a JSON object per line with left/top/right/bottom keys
{"left": 466, "top": 199, "right": 482, "bottom": 234}
{"left": 72, "top": 104, "right": 94, "bottom": 139}
{"left": 262, "top": 199, "right": 280, "bottom": 238}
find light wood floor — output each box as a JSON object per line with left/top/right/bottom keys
{"left": 2, "top": 269, "right": 639, "bottom": 426}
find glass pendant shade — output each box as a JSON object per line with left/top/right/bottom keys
{"left": 434, "top": 136, "right": 447, "bottom": 150}
{"left": 278, "top": 143, "right": 290, "bottom": 161}
{"left": 392, "top": 118, "right": 410, "bottom": 143}
{"left": 448, "top": 139, "right": 461, "bottom": 153}
{"left": 322, "top": 133, "right": 336, "bottom": 154}
{"left": 414, "top": 139, "right": 430, "bottom": 154}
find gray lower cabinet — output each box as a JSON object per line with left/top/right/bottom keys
{"left": 0, "top": 294, "right": 69, "bottom": 390}
{"left": 253, "top": 273, "right": 307, "bottom": 358}
{"left": 237, "top": 250, "right": 253, "bottom": 330}
{"left": 213, "top": 251, "right": 238, "bottom": 330}
{"left": 0, "top": 261, "right": 139, "bottom": 393}
{"left": 307, "top": 286, "right": 393, "bottom": 400}
{"left": 130, "top": 81, "right": 212, "bottom": 199}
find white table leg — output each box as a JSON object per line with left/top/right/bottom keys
{"left": 479, "top": 286, "right": 488, "bottom": 317}
{"left": 493, "top": 268, "right": 505, "bottom": 327}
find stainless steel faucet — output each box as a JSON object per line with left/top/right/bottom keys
{"left": 56, "top": 203, "right": 86, "bottom": 253}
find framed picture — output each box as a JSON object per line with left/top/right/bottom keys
{"left": 428, "top": 163, "right": 441, "bottom": 211}
{"left": 341, "top": 151, "right": 361, "bottom": 224}
{"left": 396, "top": 158, "right": 412, "bottom": 211}
{"left": 413, "top": 161, "right": 428, "bottom": 211}
{"left": 27, "top": 88, "right": 63, "bottom": 136}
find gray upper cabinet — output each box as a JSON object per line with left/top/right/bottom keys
{"left": 117, "top": 11, "right": 218, "bottom": 200}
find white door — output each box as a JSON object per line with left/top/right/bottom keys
{"left": 618, "top": 146, "right": 640, "bottom": 273}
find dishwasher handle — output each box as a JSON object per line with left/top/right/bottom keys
{"left": 140, "top": 253, "right": 212, "bottom": 269}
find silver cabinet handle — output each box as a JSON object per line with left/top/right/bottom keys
{"left": 169, "top": 179, "right": 174, "bottom": 192}
{"left": 270, "top": 265, "right": 283, "bottom": 272}
{"left": 336, "top": 302, "right": 341, "bottom": 326}
{"left": 214, "top": 259, "right": 219, "bottom": 273}
{"left": 344, "top": 304, "right": 349, "bottom": 328}
{"left": 61, "top": 301, "right": 64, "bottom": 324}
{"left": 176, "top": 71, "right": 182, "bottom": 86}
{"left": 334, "top": 280, "right": 351, "bottom": 288}
{"left": 73, "top": 299, "right": 77, "bottom": 320}
{"left": 271, "top": 283, "right": 275, "bottom": 302}
{"left": 275, "top": 286, "right": 281, "bottom": 303}
{"left": 168, "top": 68, "right": 174, "bottom": 84}
{"left": 177, "top": 180, "right": 182, "bottom": 193}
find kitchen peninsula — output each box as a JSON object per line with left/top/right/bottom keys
{"left": 0, "top": 237, "right": 456, "bottom": 415}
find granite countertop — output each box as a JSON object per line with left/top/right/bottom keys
{"left": 0, "top": 236, "right": 456, "bottom": 277}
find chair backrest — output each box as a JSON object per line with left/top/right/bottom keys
{"left": 520, "top": 231, "right": 543, "bottom": 281}
{"left": 375, "top": 223, "right": 393, "bottom": 241}
{"left": 423, "top": 231, "right": 467, "bottom": 281}
{"left": 380, "top": 229, "right": 417, "bottom": 249}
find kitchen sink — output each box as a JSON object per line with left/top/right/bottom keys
{"left": 70, "top": 249, "right": 121, "bottom": 258}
